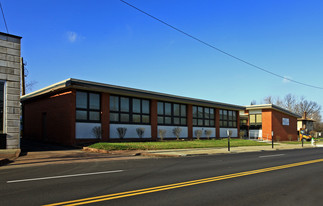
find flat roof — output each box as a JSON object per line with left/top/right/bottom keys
{"left": 297, "top": 117, "right": 315, "bottom": 122}
{"left": 0, "top": 32, "right": 22, "bottom": 43}
{"left": 245, "top": 104, "right": 301, "bottom": 118}
{"left": 21, "top": 78, "right": 245, "bottom": 110}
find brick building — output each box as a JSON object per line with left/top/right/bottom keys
{"left": 21, "top": 78, "right": 245, "bottom": 146}
{"left": 0, "top": 32, "right": 22, "bottom": 149}
{"left": 242, "top": 104, "right": 300, "bottom": 141}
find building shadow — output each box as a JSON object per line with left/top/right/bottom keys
{"left": 20, "top": 138, "right": 78, "bottom": 156}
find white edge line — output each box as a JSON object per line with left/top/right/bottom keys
{"left": 259, "top": 154, "right": 285, "bottom": 158}
{"left": 7, "top": 170, "right": 124, "bottom": 183}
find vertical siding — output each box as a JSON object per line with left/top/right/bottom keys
{"left": 0, "top": 35, "right": 21, "bottom": 149}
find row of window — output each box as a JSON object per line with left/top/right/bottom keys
{"left": 110, "top": 96, "right": 150, "bottom": 124}
{"left": 193, "top": 106, "right": 215, "bottom": 127}
{"left": 157, "top": 102, "right": 187, "bottom": 126}
{"left": 249, "top": 114, "right": 262, "bottom": 129}
{"left": 75, "top": 91, "right": 239, "bottom": 128}
{"left": 219, "top": 110, "right": 237, "bottom": 128}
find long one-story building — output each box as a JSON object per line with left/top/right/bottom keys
{"left": 21, "top": 78, "right": 246, "bottom": 146}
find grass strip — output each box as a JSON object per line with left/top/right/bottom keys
{"left": 89, "top": 139, "right": 270, "bottom": 151}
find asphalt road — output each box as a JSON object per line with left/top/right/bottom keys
{"left": 1, "top": 148, "right": 323, "bottom": 206}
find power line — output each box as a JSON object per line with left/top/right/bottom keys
{"left": 0, "top": 2, "right": 8, "bottom": 33}
{"left": 120, "top": 0, "right": 323, "bottom": 90}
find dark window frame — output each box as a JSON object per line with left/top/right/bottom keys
{"left": 192, "top": 106, "right": 215, "bottom": 127}
{"left": 76, "top": 91, "right": 101, "bottom": 123}
{"left": 110, "top": 95, "right": 150, "bottom": 125}
{"left": 249, "top": 114, "right": 262, "bottom": 129}
{"left": 219, "top": 109, "right": 237, "bottom": 128}
{"left": 157, "top": 101, "right": 187, "bottom": 126}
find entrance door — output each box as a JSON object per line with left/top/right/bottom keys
{"left": 41, "top": 113, "right": 47, "bottom": 141}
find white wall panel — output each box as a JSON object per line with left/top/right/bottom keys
{"left": 220, "top": 128, "right": 238, "bottom": 138}
{"left": 157, "top": 126, "right": 188, "bottom": 139}
{"left": 192, "top": 127, "right": 216, "bottom": 138}
{"left": 110, "top": 124, "right": 151, "bottom": 139}
{"left": 76, "top": 122, "right": 101, "bottom": 139}
{"left": 249, "top": 129, "right": 262, "bottom": 139}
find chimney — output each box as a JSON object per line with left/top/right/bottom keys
{"left": 303, "top": 112, "right": 307, "bottom": 119}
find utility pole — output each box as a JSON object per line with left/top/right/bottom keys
{"left": 21, "top": 57, "right": 25, "bottom": 95}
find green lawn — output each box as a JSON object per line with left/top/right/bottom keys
{"left": 89, "top": 139, "right": 270, "bottom": 151}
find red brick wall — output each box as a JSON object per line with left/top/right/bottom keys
{"left": 271, "top": 110, "right": 298, "bottom": 141}
{"left": 101, "top": 93, "right": 109, "bottom": 141}
{"left": 262, "top": 109, "right": 273, "bottom": 140}
{"left": 151, "top": 99, "right": 158, "bottom": 140}
{"left": 23, "top": 90, "right": 76, "bottom": 145}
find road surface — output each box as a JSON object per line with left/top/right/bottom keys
{"left": 1, "top": 148, "right": 322, "bottom": 206}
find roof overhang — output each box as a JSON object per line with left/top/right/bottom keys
{"left": 245, "top": 104, "right": 301, "bottom": 118}
{"left": 21, "top": 78, "right": 245, "bottom": 110}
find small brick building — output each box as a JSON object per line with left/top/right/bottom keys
{"left": 21, "top": 78, "right": 245, "bottom": 146}
{"left": 242, "top": 104, "right": 300, "bottom": 141}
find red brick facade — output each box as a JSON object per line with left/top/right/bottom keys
{"left": 246, "top": 108, "right": 298, "bottom": 141}
{"left": 20, "top": 79, "right": 250, "bottom": 146}
{"left": 23, "top": 90, "right": 76, "bottom": 145}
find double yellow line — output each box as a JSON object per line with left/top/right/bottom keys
{"left": 44, "top": 158, "right": 323, "bottom": 206}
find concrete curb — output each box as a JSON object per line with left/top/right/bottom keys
{"left": 82, "top": 147, "right": 142, "bottom": 156}
{"left": 140, "top": 152, "right": 184, "bottom": 158}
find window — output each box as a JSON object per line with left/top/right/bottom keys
{"left": 249, "top": 114, "right": 262, "bottom": 129}
{"left": 192, "top": 106, "right": 215, "bottom": 127}
{"left": 240, "top": 119, "right": 248, "bottom": 126}
{"left": 157, "top": 102, "right": 186, "bottom": 125}
{"left": 76, "top": 91, "right": 101, "bottom": 122}
{"left": 110, "top": 96, "right": 150, "bottom": 124}
{"left": 220, "top": 109, "right": 237, "bottom": 128}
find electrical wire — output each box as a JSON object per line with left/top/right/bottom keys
{"left": 0, "top": 2, "right": 8, "bottom": 33}
{"left": 120, "top": 0, "right": 323, "bottom": 90}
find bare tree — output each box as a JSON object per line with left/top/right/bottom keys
{"left": 284, "top": 94, "right": 296, "bottom": 111}
{"left": 261, "top": 94, "right": 321, "bottom": 122}
{"left": 22, "top": 60, "right": 38, "bottom": 93}
{"left": 263, "top": 96, "right": 274, "bottom": 104}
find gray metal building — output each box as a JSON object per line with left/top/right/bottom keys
{"left": 0, "top": 32, "right": 21, "bottom": 149}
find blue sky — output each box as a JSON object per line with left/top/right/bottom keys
{"left": 3, "top": 0, "right": 323, "bottom": 109}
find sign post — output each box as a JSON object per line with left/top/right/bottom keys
{"left": 272, "top": 131, "right": 274, "bottom": 149}
{"left": 302, "top": 138, "right": 304, "bottom": 147}
{"left": 227, "top": 130, "right": 232, "bottom": 152}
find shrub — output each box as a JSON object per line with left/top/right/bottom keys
{"left": 205, "top": 129, "right": 213, "bottom": 139}
{"left": 92, "top": 126, "right": 102, "bottom": 139}
{"left": 158, "top": 129, "right": 166, "bottom": 141}
{"left": 173, "top": 127, "right": 182, "bottom": 140}
{"left": 136, "top": 127, "right": 145, "bottom": 138}
{"left": 117, "top": 127, "right": 127, "bottom": 139}
{"left": 195, "top": 130, "right": 203, "bottom": 140}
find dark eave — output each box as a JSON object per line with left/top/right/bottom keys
{"left": 245, "top": 104, "right": 301, "bottom": 118}
{"left": 21, "top": 78, "right": 245, "bottom": 110}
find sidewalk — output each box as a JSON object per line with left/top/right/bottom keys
{"left": 1, "top": 142, "right": 321, "bottom": 169}
{"left": 141, "top": 143, "right": 317, "bottom": 157}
